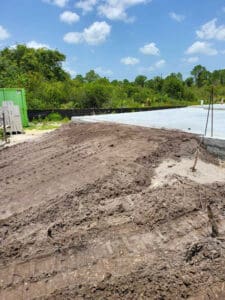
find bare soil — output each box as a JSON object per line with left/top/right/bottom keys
{"left": 5, "top": 129, "right": 56, "bottom": 147}
{"left": 0, "top": 122, "right": 225, "bottom": 300}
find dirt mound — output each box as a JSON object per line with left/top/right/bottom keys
{"left": 0, "top": 122, "right": 225, "bottom": 299}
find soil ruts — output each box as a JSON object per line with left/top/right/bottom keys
{"left": 0, "top": 122, "right": 224, "bottom": 299}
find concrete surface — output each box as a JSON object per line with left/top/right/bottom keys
{"left": 72, "top": 105, "right": 225, "bottom": 139}
{"left": 203, "top": 137, "right": 225, "bottom": 159}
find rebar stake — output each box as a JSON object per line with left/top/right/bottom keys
{"left": 191, "top": 147, "right": 199, "bottom": 172}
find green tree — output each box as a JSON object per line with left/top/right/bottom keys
{"left": 191, "top": 65, "right": 210, "bottom": 87}
{"left": 0, "top": 45, "right": 69, "bottom": 82}
{"left": 80, "top": 82, "right": 112, "bottom": 108}
{"left": 152, "top": 76, "right": 164, "bottom": 92}
{"left": 0, "top": 44, "right": 223, "bottom": 110}
{"left": 185, "top": 77, "right": 194, "bottom": 87}
{"left": 163, "top": 75, "right": 184, "bottom": 99}
{"left": 85, "top": 70, "right": 100, "bottom": 83}
{"left": 133, "top": 88, "right": 151, "bottom": 104}
{"left": 75, "top": 74, "right": 85, "bottom": 83}
{"left": 134, "top": 75, "right": 147, "bottom": 87}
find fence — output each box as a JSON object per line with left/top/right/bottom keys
{"left": 28, "top": 106, "right": 186, "bottom": 121}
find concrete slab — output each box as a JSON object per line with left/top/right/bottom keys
{"left": 72, "top": 105, "right": 225, "bottom": 139}
{"left": 203, "top": 137, "right": 225, "bottom": 159}
{"left": 72, "top": 105, "right": 225, "bottom": 159}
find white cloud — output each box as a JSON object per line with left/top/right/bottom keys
{"left": 66, "top": 68, "right": 77, "bottom": 76}
{"left": 62, "top": 62, "right": 77, "bottom": 77}
{"left": 9, "top": 44, "right": 17, "bottom": 50}
{"left": 83, "top": 21, "right": 111, "bottom": 45}
{"left": 94, "top": 66, "right": 113, "bottom": 76}
{"left": 139, "top": 42, "right": 160, "bottom": 55}
{"left": 76, "top": 0, "right": 98, "bottom": 13}
{"left": 75, "top": 0, "right": 150, "bottom": 22}
{"left": 43, "top": 0, "right": 68, "bottom": 7}
{"left": 186, "top": 41, "right": 218, "bottom": 56}
{"left": 169, "top": 12, "right": 185, "bottom": 22}
{"left": 183, "top": 56, "right": 199, "bottom": 63}
{"left": 0, "top": 25, "right": 10, "bottom": 40}
{"left": 155, "top": 59, "right": 165, "bottom": 68}
{"left": 60, "top": 11, "right": 80, "bottom": 24}
{"left": 63, "top": 32, "right": 83, "bottom": 44}
{"left": 63, "top": 21, "right": 111, "bottom": 45}
{"left": 9, "top": 41, "right": 50, "bottom": 50}
{"left": 139, "top": 59, "right": 166, "bottom": 73}
{"left": 26, "top": 41, "right": 50, "bottom": 49}
{"left": 196, "top": 19, "right": 225, "bottom": 41}
{"left": 139, "top": 66, "right": 154, "bottom": 73}
{"left": 98, "top": 0, "right": 149, "bottom": 22}
{"left": 121, "top": 56, "right": 139, "bottom": 65}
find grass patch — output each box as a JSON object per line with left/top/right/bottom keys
{"left": 26, "top": 122, "right": 62, "bottom": 131}
{"left": 27, "top": 113, "right": 70, "bottom": 131}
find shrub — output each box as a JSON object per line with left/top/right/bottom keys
{"left": 45, "top": 112, "right": 62, "bottom": 122}
{"left": 0, "top": 128, "right": 3, "bottom": 140}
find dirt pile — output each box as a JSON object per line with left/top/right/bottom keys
{"left": 0, "top": 122, "right": 225, "bottom": 299}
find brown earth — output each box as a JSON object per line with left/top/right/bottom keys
{"left": 0, "top": 122, "right": 225, "bottom": 300}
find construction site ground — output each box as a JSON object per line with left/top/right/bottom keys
{"left": 0, "top": 122, "right": 225, "bottom": 300}
{"left": 4, "top": 129, "right": 55, "bottom": 147}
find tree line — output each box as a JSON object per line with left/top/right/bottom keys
{"left": 0, "top": 45, "right": 225, "bottom": 109}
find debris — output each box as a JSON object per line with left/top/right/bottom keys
{"left": 185, "top": 243, "right": 203, "bottom": 262}
{"left": 47, "top": 228, "right": 53, "bottom": 238}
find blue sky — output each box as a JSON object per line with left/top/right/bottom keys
{"left": 1, "top": 0, "right": 225, "bottom": 80}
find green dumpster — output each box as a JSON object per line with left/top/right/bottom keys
{"left": 0, "top": 88, "right": 29, "bottom": 127}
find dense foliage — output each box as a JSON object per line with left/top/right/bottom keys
{"left": 0, "top": 45, "right": 225, "bottom": 109}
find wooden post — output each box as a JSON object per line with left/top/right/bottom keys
{"left": 2, "top": 112, "right": 7, "bottom": 143}
{"left": 191, "top": 147, "right": 199, "bottom": 172}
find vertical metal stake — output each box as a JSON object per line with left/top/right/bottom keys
{"left": 205, "top": 95, "right": 211, "bottom": 137}
{"left": 211, "top": 86, "right": 214, "bottom": 138}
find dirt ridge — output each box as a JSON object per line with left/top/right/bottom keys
{"left": 0, "top": 122, "right": 225, "bottom": 299}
